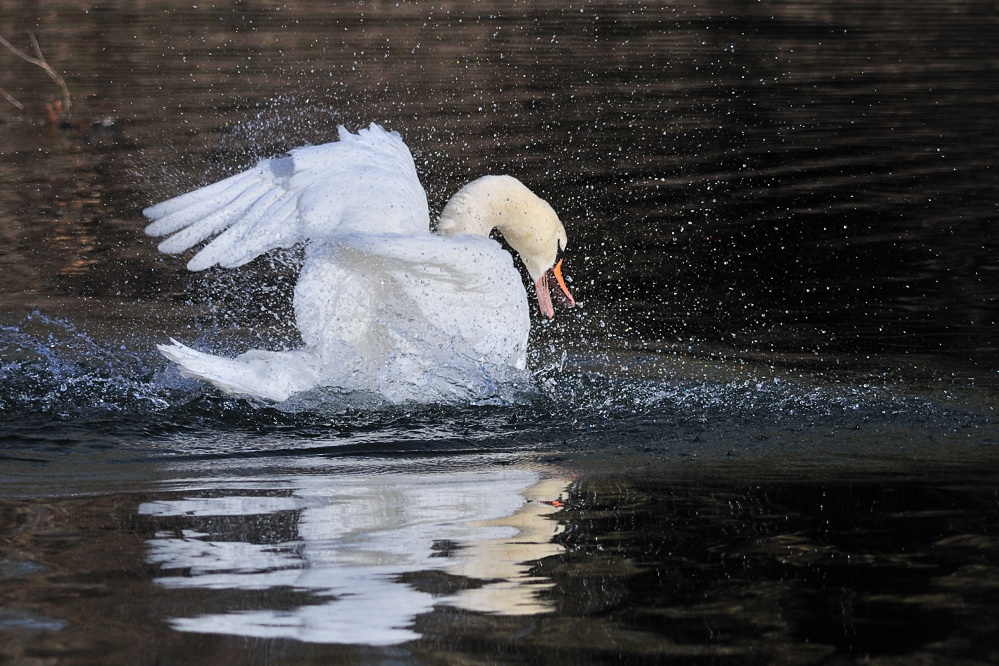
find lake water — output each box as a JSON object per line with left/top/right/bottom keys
{"left": 1, "top": 1, "right": 997, "bottom": 663}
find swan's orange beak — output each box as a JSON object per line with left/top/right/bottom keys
{"left": 535, "top": 259, "right": 576, "bottom": 319}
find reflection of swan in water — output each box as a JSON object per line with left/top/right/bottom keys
{"left": 139, "top": 469, "right": 570, "bottom": 645}
{"left": 144, "top": 124, "right": 575, "bottom": 402}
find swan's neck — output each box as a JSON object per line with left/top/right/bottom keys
{"left": 435, "top": 175, "right": 564, "bottom": 285}
{"left": 436, "top": 175, "right": 527, "bottom": 239}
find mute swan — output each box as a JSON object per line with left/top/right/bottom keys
{"left": 144, "top": 123, "right": 575, "bottom": 402}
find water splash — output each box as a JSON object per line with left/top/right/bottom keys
{"left": 0, "top": 308, "right": 537, "bottom": 423}
{"left": 0, "top": 309, "right": 169, "bottom": 417}
{"left": 0, "top": 309, "right": 986, "bottom": 461}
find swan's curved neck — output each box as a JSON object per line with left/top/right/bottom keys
{"left": 435, "top": 175, "right": 567, "bottom": 287}
{"left": 436, "top": 175, "right": 524, "bottom": 239}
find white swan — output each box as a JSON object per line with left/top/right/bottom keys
{"left": 144, "top": 123, "right": 575, "bottom": 402}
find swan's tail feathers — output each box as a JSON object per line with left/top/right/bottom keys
{"left": 158, "top": 339, "right": 318, "bottom": 402}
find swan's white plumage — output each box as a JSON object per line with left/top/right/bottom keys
{"left": 157, "top": 339, "right": 319, "bottom": 402}
{"left": 145, "top": 123, "right": 571, "bottom": 402}
{"left": 146, "top": 124, "right": 429, "bottom": 272}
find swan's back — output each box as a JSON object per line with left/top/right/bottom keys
{"left": 295, "top": 233, "right": 531, "bottom": 378}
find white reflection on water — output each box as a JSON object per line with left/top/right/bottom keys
{"left": 139, "top": 469, "right": 567, "bottom": 645}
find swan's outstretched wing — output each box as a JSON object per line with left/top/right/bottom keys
{"left": 143, "top": 123, "right": 430, "bottom": 271}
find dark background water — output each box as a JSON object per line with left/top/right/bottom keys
{"left": 1, "top": 1, "right": 998, "bottom": 663}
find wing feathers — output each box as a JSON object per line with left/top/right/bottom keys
{"left": 188, "top": 189, "right": 299, "bottom": 271}
{"left": 143, "top": 168, "right": 261, "bottom": 225}
{"left": 218, "top": 192, "right": 302, "bottom": 269}
{"left": 143, "top": 122, "right": 429, "bottom": 271}
{"left": 155, "top": 179, "right": 273, "bottom": 256}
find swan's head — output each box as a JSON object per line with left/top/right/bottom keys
{"left": 437, "top": 175, "right": 576, "bottom": 318}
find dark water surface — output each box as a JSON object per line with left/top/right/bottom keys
{"left": 1, "top": 1, "right": 997, "bottom": 663}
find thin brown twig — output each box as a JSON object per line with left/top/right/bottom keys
{"left": 0, "top": 31, "right": 71, "bottom": 118}
{"left": 0, "top": 85, "right": 25, "bottom": 109}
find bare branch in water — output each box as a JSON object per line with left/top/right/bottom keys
{"left": 0, "top": 31, "right": 72, "bottom": 118}
{"left": 0, "top": 86, "right": 25, "bottom": 110}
